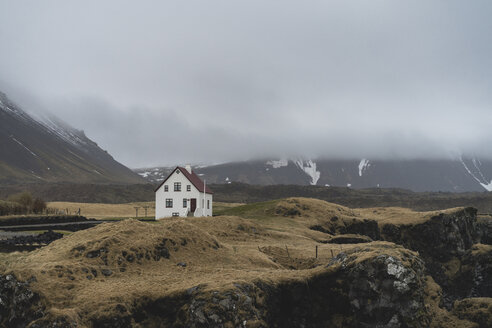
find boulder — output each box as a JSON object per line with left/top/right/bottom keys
{"left": 0, "top": 274, "right": 44, "bottom": 328}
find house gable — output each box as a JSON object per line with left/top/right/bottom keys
{"left": 154, "top": 166, "right": 213, "bottom": 194}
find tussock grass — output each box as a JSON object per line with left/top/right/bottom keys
{"left": 358, "top": 206, "right": 466, "bottom": 225}
{"left": 0, "top": 197, "right": 476, "bottom": 326}
{"left": 222, "top": 197, "right": 466, "bottom": 226}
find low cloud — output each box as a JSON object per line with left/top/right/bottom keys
{"left": 1, "top": 1, "right": 492, "bottom": 167}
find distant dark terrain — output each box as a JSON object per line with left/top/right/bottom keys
{"left": 4, "top": 182, "right": 492, "bottom": 213}
{"left": 0, "top": 91, "right": 144, "bottom": 184}
{"left": 209, "top": 183, "right": 492, "bottom": 213}
{"left": 0, "top": 183, "right": 155, "bottom": 204}
{"left": 135, "top": 158, "right": 492, "bottom": 192}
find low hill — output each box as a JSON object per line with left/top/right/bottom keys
{"left": 0, "top": 91, "right": 145, "bottom": 184}
{"left": 1, "top": 198, "right": 492, "bottom": 327}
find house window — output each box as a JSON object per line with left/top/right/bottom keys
{"left": 172, "top": 212, "right": 179, "bottom": 217}
{"left": 166, "top": 199, "right": 173, "bottom": 208}
{"left": 202, "top": 199, "right": 204, "bottom": 208}
{"left": 164, "top": 185, "right": 168, "bottom": 192}
{"left": 174, "top": 182, "right": 181, "bottom": 191}
{"left": 207, "top": 200, "right": 210, "bottom": 209}
{"left": 183, "top": 199, "right": 187, "bottom": 208}
{"left": 187, "top": 185, "right": 191, "bottom": 192}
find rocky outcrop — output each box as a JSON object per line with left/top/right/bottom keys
{"left": 322, "top": 244, "right": 430, "bottom": 327}
{"left": 27, "top": 243, "right": 434, "bottom": 327}
{"left": 476, "top": 216, "right": 492, "bottom": 245}
{"left": 0, "top": 215, "right": 90, "bottom": 227}
{"left": 309, "top": 218, "right": 380, "bottom": 240}
{"left": 0, "top": 230, "right": 64, "bottom": 252}
{"left": 380, "top": 207, "right": 483, "bottom": 305}
{"left": 117, "top": 243, "right": 431, "bottom": 328}
{"left": 450, "top": 244, "right": 492, "bottom": 300}
{"left": 381, "top": 207, "right": 479, "bottom": 261}
{"left": 3, "top": 208, "right": 491, "bottom": 327}
{"left": 0, "top": 274, "right": 44, "bottom": 328}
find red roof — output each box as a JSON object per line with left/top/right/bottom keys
{"left": 154, "top": 166, "right": 213, "bottom": 194}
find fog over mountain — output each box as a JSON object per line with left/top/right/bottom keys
{"left": 1, "top": 1, "right": 492, "bottom": 167}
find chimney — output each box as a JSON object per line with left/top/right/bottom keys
{"left": 185, "top": 164, "right": 192, "bottom": 174}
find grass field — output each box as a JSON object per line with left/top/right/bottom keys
{"left": 48, "top": 201, "right": 155, "bottom": 219}
{"left": 47, "top": 201, "right": 244, "bottom": 220}
{"left": 0, "top": 197, "right": 476, "bottom": 327}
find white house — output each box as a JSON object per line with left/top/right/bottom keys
{"left": 154, "top": 165, "right": 213, "bottom": 219}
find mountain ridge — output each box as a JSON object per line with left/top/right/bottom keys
{"left": 0, "top": 91, "right": 145, "bottom": 184}
{"left": 135, "top": 157, "right": 492, "bottom": 192}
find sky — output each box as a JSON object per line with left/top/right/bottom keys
{"left": 1, "top": 1, "right": 492, "bottom": 168}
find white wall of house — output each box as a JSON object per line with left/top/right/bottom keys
{"left": 155, "top": 168, "right": 213, "bottom": 219}
{"left": 193, "top": 192, "right": 213, "bottom": 217}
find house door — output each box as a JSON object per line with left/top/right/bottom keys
{"left": 190, "top": 198, "right": 197, "bottom": 212}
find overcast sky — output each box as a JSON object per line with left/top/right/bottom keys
{"left": 1, "top": 1, "right": 492, "bottom": 168}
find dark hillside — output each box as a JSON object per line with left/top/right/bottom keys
{"left": 0, "top": 91, "right": 145, "bottom": 184}
{"left": 210, "top": 183, "right": 492, "bottom": 212}
{"left": 4, "top": 182, "right": 492, "bottom": 213}
{"left": 0, "top": 183, "right": 155, "bottom": 204}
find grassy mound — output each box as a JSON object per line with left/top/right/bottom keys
{"left": 0, "top": 217, "right": 294, "bottom": 324}
{"left": 0, "top": 198, "right": 485, "bottom": 327}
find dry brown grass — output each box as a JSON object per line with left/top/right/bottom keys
{"left": 0, "top": 197, "right": 477, "bottom": 326}
{"left": 453, "top": 297, "right": 492, "bottom": 327}
{"left": 358, "top": 206, "right": 466, "bottom": 225}
{"left": 0, "top": 215, "right": 361, "bottom": 324}
{"left": 233, "top": 197, "right": 465, "bottom": 227}
{"left": 470, "top": 243, "right": 492, "bottom": 256}
{"left": 48, "top": 201, "right": 155, "bottom": 219}
{"left": 276, "top": 197, "right": 465, "bottom": 226}
{"left": 48, "top": 201, "right": 243, "bottom": 219}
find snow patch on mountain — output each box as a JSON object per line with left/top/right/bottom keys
{"left": 136, "top": 167, "right": 169, "bottom": 182}
{"left": 294, "top": 159, "right": 320, "bottom": 185}
{"left": 0, "top": 94, "right": 35, "bottom": 123}
{"left": 358, "top": 159, "right": 370, "bottom": 176}
{"left": 461, "top": 157, "right": 492, "bottom": 191}
{"left": 10, "top": 135, "right": 38, "bottom": 157}
{"left": 32, "top": 113, "right": 89, "bottom": 148}
{"left": 266, "top": 159, "right": 289, "bottom": 168}
{"left": 139, "top": 171, "right": 151, "bottom": 178}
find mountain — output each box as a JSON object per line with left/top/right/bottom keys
{"left": 0, "top": 91, "right": 145, "bottom": 184}
{"left": 135, "top": 157, "right": 492, "bottom": 192}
